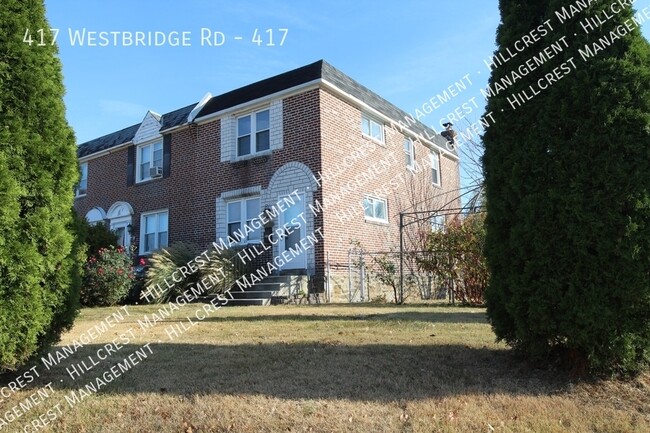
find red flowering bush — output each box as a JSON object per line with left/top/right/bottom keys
{"left": 80, "top": 246, "right": 133, "bottom": 307}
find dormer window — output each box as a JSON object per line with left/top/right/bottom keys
{"left": 237, "top": 108, "right": 270, "bottom": 157}
{"left": 137, "top": 141, "right": 163, "bottom": 182}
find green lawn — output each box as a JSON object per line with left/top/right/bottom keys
{"left": 1, "top": 303, "right": 648, "bottom": 432}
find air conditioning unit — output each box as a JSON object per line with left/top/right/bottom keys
{"left": 149, "top": 166, "right": 163, "bottom": 178}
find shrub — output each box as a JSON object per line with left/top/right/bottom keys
{"left": 0, "top": 1, "right": 81, "bottom": 371}
{"left": 85, "top": 222, "right": 119, "bottom": 256}
{"left": 36, "top": 210, "right": 85, "bottom": 359}
{"left": 482, "top": 2, "right": 650, "bottom": 375}
{"left": 203, "top": 248, "right": 241, "bottom": 295}
{"left": 124, "top": 256, "right": 148, "bottom": 304}
{"left": 369, "top": 253, "right": 403, "bottom": 304}
{"left": 144, "top": 243, "right": 241, "bottom": 303}
{"left": 80, "top": 246, "right": 133, "bottom": 307}
{"left": 144, "top": 243, "right": 203, "bottom": 302}
{"left": 418, "top": 214, "right": 488, "bottom": 306}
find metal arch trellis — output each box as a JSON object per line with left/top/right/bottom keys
{"left": 397, "top": 187, "right": 486, "bottom": 303}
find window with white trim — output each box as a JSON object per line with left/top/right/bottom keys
{"left": 361, "top": 114, "right": 384, "bottom": 143}
{"left": 404, "top": 138, "right": 415, "bottom": 168}
{"left": 227, "top": 197, "right": 262, "bottom": 243}
{"left": 137, "top": 141, "right": 163, "bottom": 182}
{"left": 363, "top": 196, "right": 388, "bottom": 223}
{"left": 431, "top": 214, "right": 445, "bottom": 232}
{"left": 430, "top": 151, "right": 441, "bottom": 186}
{"left": 237, "top": 108, "right": 270, "bottom": 157}
{"left": 140, "top": 210, "right": 168, "bottom": 254}
{"left": 76, "top": 162, "right": 88, "bottom": 197}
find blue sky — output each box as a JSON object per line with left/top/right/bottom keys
{"left": 44, "top": 0, "right": 501, "bottom": 144}
{"left": 45, "top": 0, "right": 649, "bottom": 154}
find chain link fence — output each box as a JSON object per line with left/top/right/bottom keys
{"left": 323, "top": 249, "right": 451, "bottom": 304}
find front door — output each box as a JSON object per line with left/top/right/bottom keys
{"left": 278, "top": 193, "right": 306, "bottom": 270}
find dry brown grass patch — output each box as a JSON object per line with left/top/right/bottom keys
{"left": 0, "top": 303, "right": 647, "bottom": 432}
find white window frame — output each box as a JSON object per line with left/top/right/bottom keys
{"left": 430, "top": 151, "right": 441, "bottom": 186}
{"left": 404, "top": 138, "right": 415, "bottom": 169}
{"left": 361, "top": 114, "right": 385, "bottom": 144}
{"left": 226, "top": 196, "right": 262, "bottom": 244}
{"left": 431, "top": 214, "right": 445, "bottom": 232}
{"left": 363, "top": 196, "right": 388, "bottom": 223}
{"left": 76, "top": 162, "right": 88, "bottom": 197}
{"left": 139, "top": 210, "right": 168, "bottom": 255}
{"left": 236, "top": 107, "right": 270, "bottom": 158}
{"left": 111, "top": 219, "right": 131, "bottom": 249}
{"left": 136, "top": 141, "right": 163, "bottom": 183}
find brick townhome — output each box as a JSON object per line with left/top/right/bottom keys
{"left": 74, "top": 60, "right": 461, "bottom": 300}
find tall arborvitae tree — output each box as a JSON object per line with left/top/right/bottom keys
{"left": 483, "top": 1, "right": 650, "bottom": 375}
{"left": 0, "top": 1, "right": 81, "bottom": 370}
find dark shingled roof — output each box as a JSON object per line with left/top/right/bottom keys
{"left": 197, "top": 60, "right": 450, "bottom": 152}
{"left": 77, "top": 104, "right": 196, "bottom": 158}
{"left": 77, "top": 123, "right": 140, "bottom": 158}
{"left": 78, "top": 60, "right": 451, "bottom": 158}
{"left": 161, "top": 103, "right": 195, "bottom": 131}
{"left": 197, "top": 61, "right": 323, "bottom": 117}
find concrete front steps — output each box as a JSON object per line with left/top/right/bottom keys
{"left": 225, "top": 274, "right": 309, "bottom": 306}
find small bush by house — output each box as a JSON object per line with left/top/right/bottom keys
{"left": 143, "top": 242, "right": 241, "bottom": 303}
{"left": 80, "top": 246, "right": 133, "bottom": 307}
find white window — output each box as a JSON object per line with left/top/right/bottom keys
{"left": 430, "top": 151, "right": 441, "bottom": 186}
{"left": 237, "top": 108, "right": 270, "bottom": 157}
{"left": 361, "top": 114, "right": 384, "bottom": 143}
{"left": 404, "top": 138, "right": 415, "bottom": 168}
{"left": 137, "top": 141, "right": 163, "bottom": 182}
{"left": 431, "top": 214, "right": 445, "bottom": 232}
{"left": 363, "top": 196, "right": 388, "bottom": 223}
{"left": 76, "top": 162, "right": 88, "bottom": 197}
{"left": 140, "top": 210, "right": 168, "bottom": 254}
{"left": 226, "top": 197, "right": 262, "bottom": 243}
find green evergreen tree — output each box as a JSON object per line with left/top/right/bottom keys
{"left": 483, "top": 1, "right": 650, "bottom": 375}
{"left": 0, "top": 1, "right": 81, "bottom": 371}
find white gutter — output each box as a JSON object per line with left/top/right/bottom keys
{"left": 78, "top": 140, "right": 133, "bottom": 163}
{"left": 192, "top": 79, "right": 322, "bottom": 124}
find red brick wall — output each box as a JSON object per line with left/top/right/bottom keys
{"left": 74, "top": 86, "right": 460, "bottom": 280}
{"left": 318, "top": 88, "right": 461, "bottom": 268}
{"left": 75, "top": 89, "right": 324, "bottom": 262}
{"left": 74, "top": 144, "right": 189, "bottom": 252}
